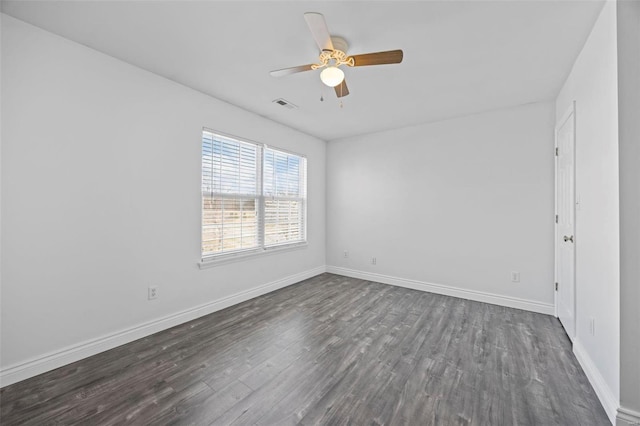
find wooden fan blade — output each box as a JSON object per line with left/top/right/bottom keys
{"left": 334, "top": 79, "right": 349, "bottom": 98}
{"left": 350, "top": 49, "right": 404, "bottom": 67}
{"left": 304, "top": 12, "right": 334, "bottom": 52}
{"left": 270, "top": 64, "right": 314, "bottom": 77}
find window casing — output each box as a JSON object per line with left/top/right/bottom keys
{"left": 201, "top": 130, "right": 307, "bottom": 261}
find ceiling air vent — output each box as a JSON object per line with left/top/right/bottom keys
{"left": 272, "top": 98, "right": 298, "bottom": 109}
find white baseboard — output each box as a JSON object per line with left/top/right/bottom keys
{"left": 573, "top": 339, "right": 618, "bottom": 425}
{"left": 0, "top": 266, "right": 326, "bottom": 388}
{"left": 617, "top": 407, "right": 640, "bottom": 426}
{"left": 326, "top": 266, "right": 555, "bottom": 315}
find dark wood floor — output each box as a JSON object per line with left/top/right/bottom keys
{"left": 1, "top": 273, "right": 609, "bottom": 425}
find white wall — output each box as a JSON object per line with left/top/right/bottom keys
{"left": 0, "top": 15, "right": 326, "bottom": 384}
{"left": 0, "top": 8, "right": 3, "bottom": 362}
{"left": 326, "top": 102, "right": 555, "bottom": 313}
{"left": 617, "top": 0, "right": 640, "bottom": 423}
{"left": 555, "top": 2, "right": 619, "bottom": 422}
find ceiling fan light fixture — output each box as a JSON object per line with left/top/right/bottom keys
{"left": 320, "top": 66, "right": 345, "bottom": 87}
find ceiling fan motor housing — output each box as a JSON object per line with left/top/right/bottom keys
{"left": 330, "top": 36, "right": 348, "bottom": 53}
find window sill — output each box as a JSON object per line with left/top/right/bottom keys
{"left": 198, "top": 242, "right": 308, "bottom": 269}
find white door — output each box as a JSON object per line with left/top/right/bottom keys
{"left": 555, "top": 103, "right": 576, "bottom": 341}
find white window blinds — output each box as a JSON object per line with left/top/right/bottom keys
{"left": 201, "top": 130, "right": 306, "bottom": 260}
{"left": 202, "top": 132, "right": 259, "bottom": 257}
{"left": 263, "top": 148, "right": 307, "bottom": 247}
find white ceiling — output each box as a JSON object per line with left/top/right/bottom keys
{"left": 2, "top": 0, "right": 604, "bottom": 141}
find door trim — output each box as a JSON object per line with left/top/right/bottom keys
{"left": 554, "top": 101, "right": 577, "bottom": 338}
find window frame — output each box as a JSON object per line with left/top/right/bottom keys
{"left": 199, "top": 129, "right": 307, "bottom": 267}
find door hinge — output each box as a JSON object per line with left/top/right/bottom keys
{"left": 555, "top": 214, "right": 558, "bottom": 223}
{"left": 555, "top": 282, "right": 558, "bottom": 291}
{"left": 555, "top": 147, "right": 559, "bottom": 156}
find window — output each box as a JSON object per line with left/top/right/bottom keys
{"left": 201, "top": 130, "right": 307, "bottom": 260}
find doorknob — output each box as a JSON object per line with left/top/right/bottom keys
{"left": 564, "top": 235, "right": 574, "bottom": 243}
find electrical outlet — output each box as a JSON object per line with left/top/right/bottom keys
{"left": 511, "top": 271, "right": 520, "bottom": 282}
{"left": 148, "top": 286, "right": 158, "bottom": 300}
{"left": 371, "top": 257, "right": 377, "bottom": 265}
{"left": 344, "top": 251, "right": 349, "bottom": 258}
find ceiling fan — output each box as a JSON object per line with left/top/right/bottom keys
{"left": 270, "top": 12, "right": 404, "bottom": 98}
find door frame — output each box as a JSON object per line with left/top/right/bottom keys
{"left": 554, "top": 101, "right": 577, "bottom": 337}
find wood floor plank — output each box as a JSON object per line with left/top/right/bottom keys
{"left": 0, "top": 273, "right": 610, "bottom": 425}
